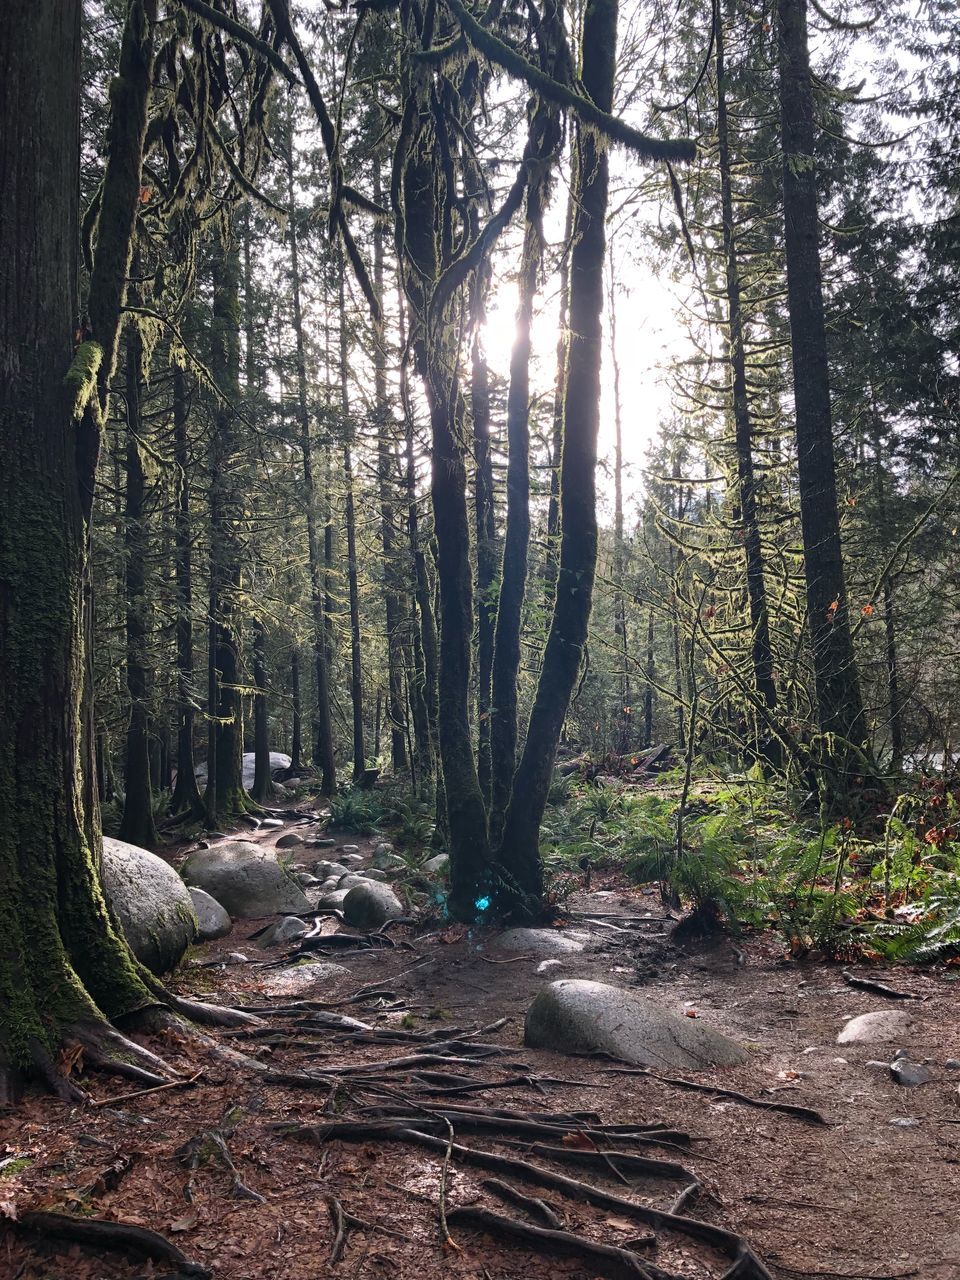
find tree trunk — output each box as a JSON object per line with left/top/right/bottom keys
{"left": 286, "top": 131, "right": 335, "bottom": 792}
{"left": 496, "top": 0, "right": 618, "bottom": 913}
{"left": 0, "top": 0, "right": 154, "bottom": 1090}
{"left": 472, "top": 317, "right": 497, "bottom": 804}
{"left": 643, "top": 607, "right": 656, "bottom": 748}
{"left": 777, "top": 0, "right": 868, "bottom": 783}
{"left": 373, "top": 166, "right": 408, "bottom": 775}
{"left": 251, "top": 615, "right": 272, "bottom": 802}
{"left": 607, "top": 249, "right": 631, "bottom": 751}
{"left": 118, "top": 311, "right": 158, "bottom": 846}
{"left": 339, "top": 269, "right": 366, "bottom": 781}
{"left": 207, "top": 231, "right": 247, "bottom": 819}
{"left": 716, "top": 0, "right": 778, "bottom": 728}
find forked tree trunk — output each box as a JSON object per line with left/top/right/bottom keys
{"left": 496, "top": 0, "right": 618, "bottom": 912}
{"left": 777, "top": 0, "right": 868, "bottom": 785}
{"left": 0, "top": 0, "right": 155, "bottom": 1091}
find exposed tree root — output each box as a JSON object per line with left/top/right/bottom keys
{"left": 480, "top": 1177, "right": 565, "bottom": 1228}
{"left": 15, "top": 1211, "right": 210, "bottom": 1277}
{"left": 446, "top": 1206, "right": 673, "bottom": 1280}
{"left": 602, "top": 1067, "right": 830, "bottom": 1126}
{"left": 68, "top": 1020, "right": 176, "bottom": 1087}
{"left": 284, "top": 1121, "right": 774, "bottom": 1278}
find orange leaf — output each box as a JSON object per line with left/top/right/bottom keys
{"left": 861, "top": 603, "right": 875, "bottom": 616}
{"left": 561, "top": 1131, "right": 598, "bottom": 1150}
{"left": 139, "top": 185, "right": 153, "bottom": 204}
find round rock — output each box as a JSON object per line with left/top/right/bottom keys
{"left": 525, "top": 979, "right": 748, "bottom": 1070}
{"left": 188, "top": 887, "right": 232, "bottom": 941}
{"left": 495, "top": 927, "right": 586, "bottom": 957}
{"left": 342, "top": 881, "right": 405, "bottom": 930}
{"left": 836, "top": 1009, "right": 915, "bottom": 1045}
{"left": 421, "top": 853, "right": 449, "bottom": 876}
{"left": 276, "top": 832, "right": 305, "bottom": 849}
{"left": 102, "top": 837, "right": 197, "bottom": 974}
{"left": 181, "top": 841, "right": 311, "bottom": 918}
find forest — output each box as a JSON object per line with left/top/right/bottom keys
{"left": 1, "top": 0, "right": 959, "bottom": 1276}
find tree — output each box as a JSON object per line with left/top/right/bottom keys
{"left": 0, "top": 0, "right": 161, "bottom": 1096}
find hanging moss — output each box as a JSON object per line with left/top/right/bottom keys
{"left": 63, "top": 342, "right": 104, "bottom": 420}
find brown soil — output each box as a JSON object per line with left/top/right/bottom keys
{"left": 2, "top": 808, "right": 958, "bottom": 1280}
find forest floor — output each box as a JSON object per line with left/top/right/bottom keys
{"left": 3, "top": 802, "right": 960, "bottom": 1280}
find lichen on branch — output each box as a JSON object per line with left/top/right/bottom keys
{"left": 64, "top": 341, "right": 104, "bottom": 420}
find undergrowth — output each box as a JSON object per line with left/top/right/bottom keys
{"left": 541, "top": 763, "right": 960, "bottom": 964}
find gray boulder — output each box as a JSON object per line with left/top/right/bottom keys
{"left": 342, "top": 882, "right": 405, "bottom": 930}
{"left": 337, "top": 873, "right": 367, "bottom": 890}
{"left": 318, "top": 889, "right": 350, "bottom": 910}
{"left": 276, "top": 832, "right": 305, "bottom": 849}
{"left": 891, "top": 1058, "right": 932, "bottom": 1087}
{"left": 525, "top": 979, "right": 748, "bottom": 1070}
{"left": 495, "top": 927, "right": 586, "bottom": 956}
{"left": 422, "top": 853, "right": 449, "bottom": 876}
{"left": 188, "top": 887, "right": 232, "bottom": 941}
{"left": 341, "top": 853, "right": 365, "bottom": 867}
{"left": 363, "top": 868, "right": 388, "bottom": 882}
{"left": 102, "top": 837, "right": 197, "bottom": 974}
{"left": 314, "top": 861, "right": 350, "bottom": 880}
{"left": 180, "top": 841, "right": 311, "bottom": 918}
{"left": 258, "top": 916, "right": 310, "bottom": 948}
{"left": 837, "top": 1010, "right": 915, "bottom": 1045}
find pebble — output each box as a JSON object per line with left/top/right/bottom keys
{"left": 890, "top": 1058, "right": 932, "bottom": 1087}
{"left": 342, "top": 844, "right": 360, "bottom": 853}
{"left": 945, "top": 1059, "right": 960, "bottom": 1071}
{"left": 889, "top": 1117, "right": 921, "bottom": 1127}
{"left": 261, "top": 818, "right": 284, "bottom": 829}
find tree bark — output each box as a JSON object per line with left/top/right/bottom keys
{"left": 118, "top": 310, "right": 158, "bottom": 846}
{"left": 286, "top": 130, "right": 335, "bottom": 792}
{"left": 716, "top": 0, "right": 778, "bottom": 729}
{"left": 496, "top": 0, "right": 618, "bottom": 912}
{"left": 777, "top": 0, "right": 868, "bottom": 783}
{"left": 0, "top": 0, "right": 154, "bottom": 1086}
{"left": 339, "top": 269, "right": 366, "bottom": 781}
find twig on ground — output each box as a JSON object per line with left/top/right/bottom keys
{"left": 90, "top": 1069, "right": 204, "bottom": 1108}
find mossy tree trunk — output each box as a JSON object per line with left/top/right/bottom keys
{"left": 496, "top": 0, "right": 618, "bottom": 913}
{"left": 0, "top": 0, "right": 156, "bottom": 1094}
{"left": 339, "top": 267, "right": 366, "bottom": 782}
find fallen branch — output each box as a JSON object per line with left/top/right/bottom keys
{"left": 841, "top": 971, "right": 922, "bottom": 1001}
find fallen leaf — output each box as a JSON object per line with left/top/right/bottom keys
{"left": 169, "top": 1210, "right": 198, "bottom": 1233}
{"left": 561, "top": 1131, "right": 597, "bottom": 1150}
{"left": 604, "top": 1214, "right": 636, "bottom": 1231}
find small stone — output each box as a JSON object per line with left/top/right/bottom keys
{"left": 308, "top": 838, "right": 337, "bottom": 848}
{"left": 945, "top": 1059, "right": 960, "bottom": 1071}
{"left": 342, "top": 844, "right": 360, "bottom": 854}
{"left": 890, "top": 1059, "right": 932, "bottom": 1087}
{"left": 318, "top": 878, "right": 340, "bottom": 893}
{"left": 258, "top": 916, "right": 310, "bottom": 948}
{"left": 832, "top": 1057, "right": 848, "bottom": 1066}
{"left": 276, "top": 832, "right": 305, "bottom": 849}
{"left": 374, "top": 842, "right": 394, "bottom": 855}
{"left": 536, "top": 959, "right": 565, "bottom": 974}
{"left": 341, "top": 853, "right": 365, "bottom": 867}
{"left": 257, "top": 961, "right": 347, "bottom": 997}
{"left": 892, "top": 1047, "right": 909, "bottom": 1060}
{"left": 293, "top": 872, "right": 320, "bottom": 887}
{"left": 261, "top": 818, "right": 284, "bottom": 829}
{"left": 421, "top": 853, "right": 450, "bottom": 876}
{"left": 865, "top": 1060, "right": 890, "bottom": 1070}
{"left": 889, "top": 1116, "right": 921, "bottom": 1127}
{"left": 363, "top": 868, "right": 387, "bottom": 881}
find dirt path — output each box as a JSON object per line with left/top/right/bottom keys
{"left": 3, "top": 808, "right": 958, "bottom": 1280}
